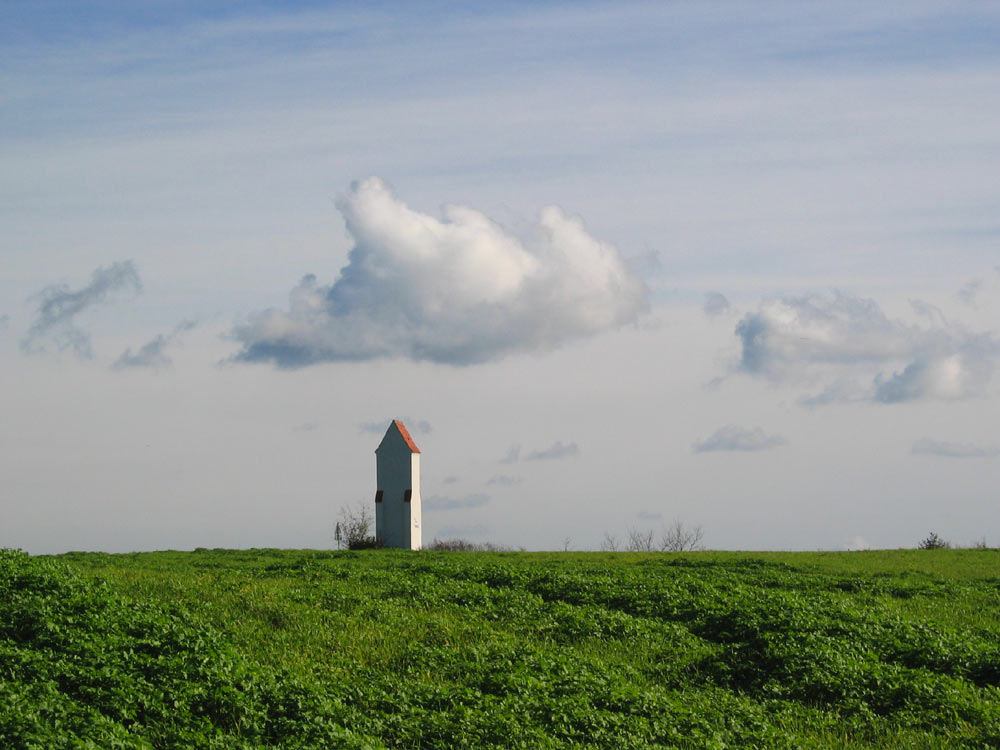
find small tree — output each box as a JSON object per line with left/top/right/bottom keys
{"left": 335, "top": 500, "right": 378, "bottom": 549}
{"left": 600, "top": 532, "right": 619, "bottom": 552}
{"left": 659, "top": 520, "right": 705, "bottom": 552}
{"left": 918, "top": 532, "right": 949, "bottom": 550}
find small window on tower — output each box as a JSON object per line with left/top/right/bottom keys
{"left": 375, "top": 490, "right": 383, "bottom": 503}
{"left": 404, "top": 489, "right": 412, "bottom": 503}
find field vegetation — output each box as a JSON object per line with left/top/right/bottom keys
{"left": 3, "top": 546, "right": 1000, "bottom": 748}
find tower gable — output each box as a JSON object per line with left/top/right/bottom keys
{"left": 376, "top": 419, "right": 421, "bottom": 455}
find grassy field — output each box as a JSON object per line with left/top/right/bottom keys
{"left": 3, "top": 547, "right": 999, "bottom": 748}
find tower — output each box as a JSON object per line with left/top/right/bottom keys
{"left": 374, "top": 419, "right": 421, "bottom": 549}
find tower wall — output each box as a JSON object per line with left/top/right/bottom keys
{"left": 409, "top": 453, "right": 421, "bottom": 550}
{"left": 375, "top": 422, "right": 421, "bottom": 550}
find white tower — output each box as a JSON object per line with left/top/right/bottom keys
{"left": 375, "top": 420, "right": 421, "bottom": 550}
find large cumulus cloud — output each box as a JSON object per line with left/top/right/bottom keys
{"left": 735, "top": 292, "right": 998, "bottom": 404}
{"left": 232, "top": 178, "right": 647, "bottom": 367}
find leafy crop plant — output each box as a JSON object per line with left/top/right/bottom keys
{"left": 5, "top": 547, "right": 1000, "bottom": 748}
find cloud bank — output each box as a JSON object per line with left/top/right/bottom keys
{"left": 22, "top": 261, "right": 141, "bottom": 358}
{"left": 232, "top": 178, "right": 647, "bottom": 367}
{"left": 693, "top": 425, "right": 786, "bottom": 453}
{"left": 735, "top": 292, "right": 998, "bottom": 404}
{"left": 911, "top": 439, "right": 999, "bottom": 459}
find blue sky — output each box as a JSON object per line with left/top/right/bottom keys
{"left": 2, "top": 1, "right": 999, "bottom": 553}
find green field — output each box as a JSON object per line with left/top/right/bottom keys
{"left": 3, "top": 547, "right": 999, "bottom": 749}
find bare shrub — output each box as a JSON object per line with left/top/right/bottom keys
{"left": 918, "top": 532, "right": 950, "bottom": 550}
{"left": 626, "top": 527, "right": 655, "bottom": 552}
{"left": 426, "top": 538, "right": 512, "bottom": 552}
{"left": 658, "top": 520, "right": 705, "bottom": 552}
{"left": 334, "top": 500, "right": 378, "bottom": 550}
{"left": 600, "top": 532, "right": 619, "bottom": 552}
{"left": 602, "top": 521, "right": 705, "bottom": 552}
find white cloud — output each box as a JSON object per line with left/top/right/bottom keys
{"left": 486, "top": 474, "right": 521, "bottom": 487}
{"left": 526, "top": 441, "right": 580, "bottom": 461}
{"left": 625, "top": 249, "right": 662, "bottom": 279}
{"left": 693, "top": 425, "right": 786, "bottom": 453}
{"left": 734, "top": 292, "right": 999, "bottom": 404}
{"left": 424, "top": 493, "right": 490, "bottom": 511}
{"left": 957, "top": 279, "right": 983, "bottom": 307}
{"left": 873, "top": 346, "right": 995, "bottom": 404}
{"left": 232, "top": 178, "right": 647, "bottom": 367}
{"left": 22, "top": 261, "right": 141, "bottom": 359}
{"left": 499, "top": 445, "right": 521, "bottom": 464}
{"left": 911, "top": 438, "right": 999, "bottom": 459}
{"left": 909, "top": 299, "right": 948, "bottom": 327}
{"left": 113, "top": 320, "right": 195, "bottom": 372}
{"left": 703, "top": 291, "right": 731, "bottom": 318}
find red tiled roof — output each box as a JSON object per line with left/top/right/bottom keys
{"left": 392, "top": 419, "right": 421, "bottom": 453}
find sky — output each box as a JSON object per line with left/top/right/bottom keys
{"left": 2, "top": 1, "right": 999, "bottom": 554}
